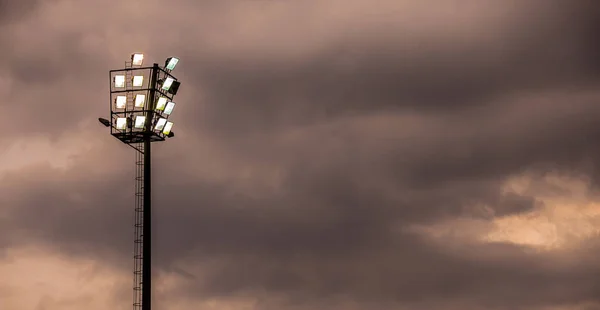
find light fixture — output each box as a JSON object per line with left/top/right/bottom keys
{"left": 165, "top": 57, "right": 179, "bottom": 71}
{"left": 134, "top": 116, "right": 146, "bottom": 129}
{"left": 163, "top": 121, "right": 174, "bottom": 135}
{"left": 115, "top": 96, "right": 127, "bottom": 109}
{"left": 132, "top": 76, "right": 144, "bottom": 87}
{"left": 116, "top": 118, "right": 127, "bottom": 130}
{"left": 155, "top": 97, "right": 168, "bottom": 111}
{"left": 164, "top": 102, "right": 175, "bottom": 115}
{"left": 114, "top": 75, "right": 125, "bottom": 88}
{"left": 161, "top": 77, "right": 175, "bottom": 91}
{"left": 135, "top": 94, "right": 146, "bottom": 108}
{"left": 167, "top": 81, "right": 180, "bottom": 95}
{"left": 132, "top": 53, "right": 144, "bottom": 66}
{"left": 154, "top": 118, "right": 167, "bottom": 131}
{"left": 98, "top": 118, "right": 110, "bottom": 127}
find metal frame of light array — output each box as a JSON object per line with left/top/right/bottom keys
{"left": 108, "top": 65, "right": 180, "bottom": 144}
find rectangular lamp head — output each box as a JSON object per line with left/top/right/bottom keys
{"left": 156, "top": 97, "right": 168, "bottom": 111}
{"left": 165, "top": 57, "right": 179, "bottom": 70}
{"left": 135, "top": 94, "right": 146, "bottom": 108}
{"left": 114, "top": 75, "right": 125, "bottom": 88}
{"left": 161, "top": 77, "right": 175, "bottom": 91}
{"left": 134, "top": 116, "right": 146, "bottom": 129}
{"left": 132, "top": 53, "right": 144, "bottom": 66}
{"left": 164, "top": 101, "right": 175, "bottom": 115}
{"left": 168, "top": 81, "right": 181, "bottom": 95}
{"left": 132, "top": 76, "right": 144, "bottom": 87}
{"left": 115, "top": 96, "right": 127, "bottom": 109}
{"left": 163, "top": 121, "right": 174, "bottom": 135}
{"left": 116, "top": 118, "right": 127, "bottom": 130}
{"left": 155, "top": 118, "right": 167, "bottom": 131}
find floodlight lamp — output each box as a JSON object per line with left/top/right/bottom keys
{"left": 163, "top": 121, "right": 174, "bottom": 135}
{"left": 116, "top": 118, "right": 127, "bottom": 130}
{"left": 155, "top": 97, "right": 168, "bottom": 111}
{"left": 154, "top": 118, "right": 167, "bottom": 131}
{"left": 165, "top": 57, "right": 179, "bottom": 71}
{"left": 134, "top": 116, "right": 146, "bottom": 129}
{"left": 164, "top": 102, "right": 175, "bottom": 115}
{"left": 135, "top": 94, "right": 146, "bottom": 108}
{"left": 132, "top": 76, "right": 144, "bottom": 87}
{"left": 115, "top": 96, "right": 127, "bottom": 109}
{"left": 114, "top": 75, "right": 125, "bottom": 88}
{"left": 167, "top": 81, "right": 181, "bottom": 95}
{"left": 98, "top": 118, "right": 110, "bottom": 127}
{"left": 132, "top": 53, "right": 144, "bottom": 66}
{"left": 161, "top": 77, "right": 175, "bottom": 91}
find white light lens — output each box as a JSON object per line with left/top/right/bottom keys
{"left": 164, "top": 102, "right": 175, "bottom": 115}
{"left": 133, "top": 76, "right": 144, "bottom": 87}
{"left": 155, "top": 118, "right": 167, "bottom": 131}
{"left": 132, "top": 53, "right": 144, "bottom": 66}
{"left": 163, "top": 121, "right": 174, "bottom": 135}
{"left": 116, "top": 118, "right": 127, "bottom": 130}
{"left": 114, "top": 75, "right": 125, "bottom": 88}
{"left": 166, "top": 58, "right": 179, "bottom": 70}
{"left": 115, "top": 96, "right": 127, "bottom": 109}
{"left": 134, "top": 116, "right": 146, "bottom": 129}
{"left": 156, "top": 97, "right": 168, "bottom": 111}
{"left": 161, "top": 77, "right": 174, "bottom": 90}
{"left": 135, "top": 94, "right": 146, "bottom": 108}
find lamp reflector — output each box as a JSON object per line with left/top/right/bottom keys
{"left": 115, "top": 96, "right": 127, "bottom": 109}
{"left": 132, "top": 53, "right": 144, "bottom": 66}
{"left": 114, "top": 75, "right": 125, "bottom": 88}
{"left": 156, "top": 97, "right": 168, "bottom": 111}
{"left": 132, "top": 76, "right": 144, "bottom": 87}
{"left": 135, "top": 94, "right": 146, "bottom": 108}
{"left": 155, "top": 118, "right": 167, "bottom": 131}
{"left": 164, "top": 102, "right": 175, "bottom": 115}
{"left": 161, "top": 77, "right": 174, "bottom": 91}
{"left": 163, "top": 121, "right": 174, "bottom": 135}
{"left": 116, "top": 118, "right": 127, "bottom": 130}
{"left": 134, "top": 116, "right": 146, "bottom": 129}
{"left": 165, "top": 57, "right": 179, "bottom": 70}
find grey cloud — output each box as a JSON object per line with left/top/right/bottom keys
{"left": 182, "top": 1, "right": 600, "bottom": 136}
{"left": 0, "top": 0, "right": 42, "bottom": 25}
{"left": 2, "top": 1, "right": 600, "bottom": 310}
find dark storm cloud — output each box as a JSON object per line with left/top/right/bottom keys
{"left": 184, "top": 1, "right": 600, "bottom": 135}
{"left": 2, "top": 1, "right": 600, "bottom": 309}
{"left": 0, "top": 0, "right": 42, "bottom": 25}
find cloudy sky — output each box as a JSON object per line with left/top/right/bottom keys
{"left": 1, "top": 0, "right": 600, "bottom": 309}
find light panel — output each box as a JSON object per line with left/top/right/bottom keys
{"left": 163, "top": 121, "right": 174, "bottom": 135}
{"left": 114, "top": 75, "right": 125, "bottom": 88}
{"left": 164, "top": 102, "right": 175, "bottom": 115}
{"left": 166, "top": 57, "right": 179, "bottom": 70}
{"left": 161, "top": 77, "right": 174, "bottom": 91}
{"left": 154, "top": 118, "right": 167, "bottom": 131}
{"left": 116, "top": 118, "right": 127, "bottom": 130}
{"left": 134, "top": 116, "right": 146, "bottom": 129}
{"left": 115, "top": 96, "right": 127, "bottom": 109}
{"left": 156, "top": 97, "right": 168, "bottom": 111}
{"left": 135, "top": 94, "right": 146, "bottom": 108}
{"left": 132, "top": 53, "right": 144, "bottom": 66}
{"left": 133, "top": 76, "right": 144, "bottom": 87}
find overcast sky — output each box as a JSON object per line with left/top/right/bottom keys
{"left": 1, "top": 0, "right": 600, "bottom": 309}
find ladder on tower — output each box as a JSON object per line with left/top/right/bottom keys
{"left": 133, "top": 142, "right": 145, "bottom": 310}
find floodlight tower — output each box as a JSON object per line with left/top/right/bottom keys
{"left": 99, "top": 53, "right": 182, "bottom": 310}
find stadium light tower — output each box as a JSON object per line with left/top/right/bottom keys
{"left": 99, "top": 53, "right": 182, "bottom": 310}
